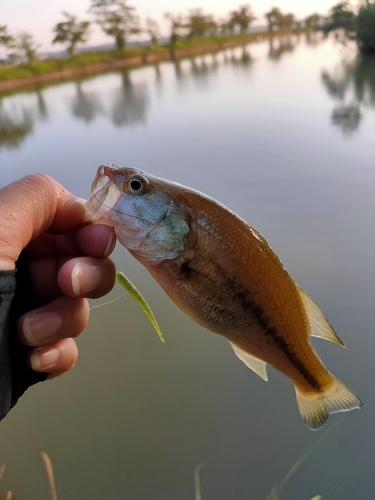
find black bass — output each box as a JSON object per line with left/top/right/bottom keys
{"left": 85, "top": 163, "right": 361, "bottom": 430}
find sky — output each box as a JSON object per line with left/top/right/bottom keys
{"left": 1, "top": 0, "right": 356, "bottom": 52}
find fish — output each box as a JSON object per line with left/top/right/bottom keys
{"left": 85, "top": 163, "right": 362, "bottom": 430}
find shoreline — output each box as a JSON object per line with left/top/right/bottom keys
{"left": 0, "top": 29, "right": 309, "bottom": 93}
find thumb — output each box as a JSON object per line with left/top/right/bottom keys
{"left": 0, "top": 174, "right": 84, "bottom": 270}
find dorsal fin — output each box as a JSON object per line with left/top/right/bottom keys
{"left": 297, "top": 285, "right": 345, "bottom": 347}
{"left": 229, "top": 341, "right": 268, "bottom": 381}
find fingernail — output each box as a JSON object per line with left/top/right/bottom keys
{"left": 104, "top": 231, "right": 116, "bottom": 256}
{"left": 71, "top": 262, "right": 102, "bottom": 296}
{"left": 22, "top": 313, "right": 62, "bottom": 345}
{"left": 30, "top": 348, "right": 61, "bottom": 371}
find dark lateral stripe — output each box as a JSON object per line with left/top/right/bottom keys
{"left": 185, "top": 258, "right": 322, "bottom": 390}
{"left": 229, "top": 283, "right": 321, "bottom": 390}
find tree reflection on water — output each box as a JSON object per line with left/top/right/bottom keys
{"left": 0, "top": 89, "right": 47, "bottom": 150}
{"left": 111, "top": 72, "right": 148, "bottom": 127}
{"left": 71, "top": 72, "right": 148, "bottom": 127}
{"left": 0, "top": 70, "right": 150, "bottom": 149}
{"left": 0, "top": 106, "right": 33, "bottom": 150}
{"left": 267, "top": 35, "right": 297, "bottom": 61}
{"left": 71, "top": 81, "right": 103, "bottom": 124}
{"left": 173, "top": 54, "right": 220, "bottom": 91}
{"left": 321, "top": 53, "right": 375, "bottom": 135}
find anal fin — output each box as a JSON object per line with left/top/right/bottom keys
{"left": 229, "top": 341, "right": 268, "bottom": 381}
{"left": 297, "top": 285, "right": 345, "bottom": 347}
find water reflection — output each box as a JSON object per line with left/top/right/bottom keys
{"left": 228, "top": 46, "right": 252, "bottom": 67}
{"left": 190, "top": 56, "right": 219, "bottom": 81}
{"left": 354, "top": 56, "right": 375, "bottom": 105}
{"left": 0, "top": 105, "right": 33, "bottom": 149}
{"left": 321, "top": 54, "right": 375, "bottom": 135}
{"left": 0, "top": 90, "right": 47, "bottom": 150}
{"left": 36, "top": 90, "right": 48, "bottom": 121}
{"left": 268, "top": 35, "right": 298, "bottom": 61}
{"left": 71, "top": 72, "right": 148, "bottom": 127}
{"left": 304, "top": 31, "right": 322, "bottom": 47}
{"left": 173, "top": 47, "right": 253, "bottom": 93}
{"left": 3, "top": 38, "right": 373, "bottom": 150}
{"left": 0, "top": 72, "right": 150, "bottom": 151}
{"left": 71, "top": 81, "right": 103, "bottom": 124}
{"left": 111, "top": 72, "right": 148, "bottom": 127}
{"left": 2, "top": 49, "right": 262, "bottom": 149}
{"left": 173, "top": 55, "right": 221, "bottom": 91}
{"left": 331, "top": 104, "right": 361, "bottom": 135}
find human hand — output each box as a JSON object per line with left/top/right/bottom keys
{"left": 0, "top": 174, "right": 116, "bottom": 383}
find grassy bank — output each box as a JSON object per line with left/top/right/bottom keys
{"left": 0, "top": 47, "right": 165, "bottom": 81}
{"left": 0, "top": 28, "right": 310, "bottom": 89}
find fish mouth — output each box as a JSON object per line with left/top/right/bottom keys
{"left": 84, "top": 163, "right": 121, "bottom": 223}
{"left": 84, "top": 164, "right": 173, "bottom": 253}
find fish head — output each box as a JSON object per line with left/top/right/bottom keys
{"left": 85, "top": 164, "right": 191, "bottom": 265}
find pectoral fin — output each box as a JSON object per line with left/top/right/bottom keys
{"left": 297, "top": 286, "right": 345, "bottom": 347}
{"left": 229, "top": 341, "right": 268, "bottom": 381}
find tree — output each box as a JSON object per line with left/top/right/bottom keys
{"left": 186, "top": 9, "right": 217, "bottom": 39}
{"left": 265, "top": 7, "right": 283, "bottom": 31}
{"left": 265, "top": 8, "right": 298, "bottom": 31}
{"left": 356, "top": 1, "right": 375, "bottom": 53}
{"left": 0, "top": 25, "right": 14, "bottom": 61}
{"left": 305, "top": 13, "right": 322, "bottom": 29}
{"left": 219, "top": 17, "right": 236, "bottom": 35}
{"left": 164, "top": 13, "right": 186, "bottom": 47}
{"left": 279, "top": 13, "right": 296, "bottom": 30}
{"left": 145, "top": 18, "right": 160, "bottom": 51}
{"left": 321, "top": 1, "right": 356, "bottom": 38}
{"left": 228, "top": 4, "right": 256, "bottom": 34}
{"left": 52, "top": 12, "right": 91, "bottom": 57}
{"left": 90, "top": 0, "right": 140, "bottom": 50}
{"left": 0, "top": 25, "right": 13, "bottom": 47}
{"left": 319, "top": 1, "right": 375, "bottom": 53}
{"left": 13, "top": 32, "right": 40, "bottom": 63}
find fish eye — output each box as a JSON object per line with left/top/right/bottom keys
{"left": 125, "top": 175, "right": 149, "bottom": 195}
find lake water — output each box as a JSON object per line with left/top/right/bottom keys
{"left": 1, "top": 33, "right": 375, "bottom": 499}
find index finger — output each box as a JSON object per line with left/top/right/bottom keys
{"left": 0, "top": 174, "right": 84, "bottom": 270}
{"left": 25, "top": 224, "right": 116, "bottom": 259}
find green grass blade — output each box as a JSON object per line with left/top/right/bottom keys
{"left": 194, "top": 462, "right": 205, "bottom": 500}
{"left": 266, "top": 421, "right": 341, "bottom": 500}
{"left": 278, "top": 423, "right": 337, "bottom": 492}
{"left": 265, "top": 488, "right": 279, "bottom": 500}
{"left": 116, "top": 272, "right": 165, "bottom": 343}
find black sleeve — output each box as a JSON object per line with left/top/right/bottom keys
{"left": 0, "top": 254, "right": 47, "bottom": 421}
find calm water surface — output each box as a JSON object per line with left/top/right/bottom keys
{"left": 1, "top": 34, "right": 375, "bottom": 499}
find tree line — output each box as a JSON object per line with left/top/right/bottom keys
{"left": 0, "top": 0, "right": 374, "bottom": 64}
{"left": 0, "top": 1, "right": 279, "bottom": 61}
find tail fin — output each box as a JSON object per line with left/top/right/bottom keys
{"left": 295, "top": 378, "right": 362, "bottom": 430}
